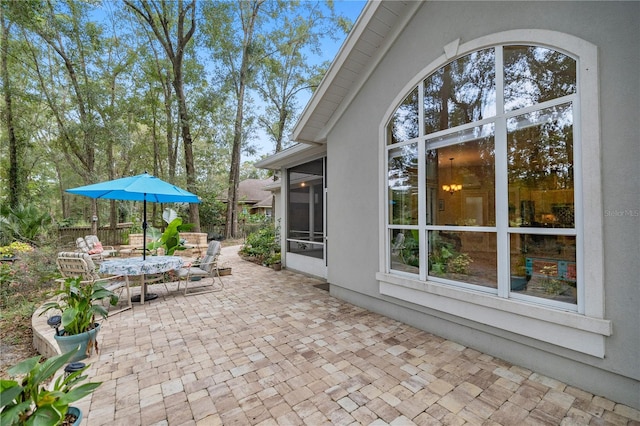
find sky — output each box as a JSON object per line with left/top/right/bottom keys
{"left": 245, "top": 0, "right": 366, "bottom": 162}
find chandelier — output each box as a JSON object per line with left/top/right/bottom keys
{"left": 442, "top": 157, "right": 462, "bottom": 194}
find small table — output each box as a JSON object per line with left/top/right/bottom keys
{"left": 99, "top": 256, "right": 183, "bottom": 304}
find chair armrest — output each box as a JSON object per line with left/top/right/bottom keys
{"left": 96, "top": 274, "right": 128, "bottom": 290}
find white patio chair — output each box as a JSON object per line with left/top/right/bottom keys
{"left": 175, "top": 240, "right": 224, "bottom": 295}
{"left": 56, "top": 251, "right": 132, "bottom": 315}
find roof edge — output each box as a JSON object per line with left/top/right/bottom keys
{"left": 291, "top": 1, "right": 382, "bottom": 142}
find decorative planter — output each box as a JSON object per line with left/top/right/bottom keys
{"left": 54, "top": 324, "right": 101, "bottom": 362}
{"left": 272, "top": 263, "right": 282, "bottom": 271}
{"left": 219, "top": 267, "right": 232, "bottom": 276}
{"left": 510, "top": 275, "right": 528, "bottom": 291}
{"left": 66, "top": 406, "right": 83, "bottom": 426}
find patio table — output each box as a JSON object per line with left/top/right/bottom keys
{"left": 99, "top": 255, "right": 183, "bottom": 304}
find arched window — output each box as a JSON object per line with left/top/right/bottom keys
{"left": 381, "top": 31, "right": 608, "bottom": 357}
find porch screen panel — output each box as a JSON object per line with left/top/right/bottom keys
{"left": 287, "top": 159, "right": 324, "bottom": 259}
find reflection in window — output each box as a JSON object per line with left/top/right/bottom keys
{"left": 388, "top": 88, "right": 419, "bottom": 145}
{"left": 510, "top": 234, "right": 576, "bottom": 304}
{"left": 390, "top": 229, "right": 419, "bottom": 274}
{"left": 389, "top": 144, "right": 418, "bottom": 225}
{"left": 504, "top": 46, "right": 576, "bottom": 112}
{"left": 428, "top": 231, "right": 497, "bottom": 289}
{"left": 508, "top": 103, "right": 574, "bottom": 228}
{"left": 426, "top": 125, "right": 495, "bottom": 226}
{"left": 424, "top": 48, "right": 496, "bottom": 134}
{"left": 387, "top": 44, "right": 579, "bottom": 308}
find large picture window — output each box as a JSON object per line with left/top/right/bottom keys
{"left": 386, "top": 44, "right": 580, "bottom": 309}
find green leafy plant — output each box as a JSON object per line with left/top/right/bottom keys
{"left": 0, "top": 347, "right": 101, "bottom": 425}
{"left": 265, "top": 252, "right": 281, "bottom": 266}
{"left": 0, "top": 204, "right": 52, "bottom": 246}
{"left": 240, "top": 223, "right": 280, "bottom": 265}
{"left": 39, "top": 277, "right": 118, "bottom": 336}
{"left": 429, "top": 233, "right": 473, "bottom": 276}
{"left": 0, "top": 242, "right": 33, "bottom": 258}
{"left": 147, "top": 209, "right": 195, "bottom": 255}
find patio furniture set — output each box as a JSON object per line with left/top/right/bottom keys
{"left": 60, "top": 238, "right": 225, "bottom": 314}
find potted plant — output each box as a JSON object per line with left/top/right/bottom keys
{"left": 218, "top": 263, "right": 232, "bottom": 276}
{"left": 40, "top": 277, "right": 118, "bottom": 362}
{"left": 0, "top": 347, "right": 101, "bottom": 425}
{"left": 509, "top": 256, "right": 531, "bottom": 291}
{"left": 265, "top": 252, "right": 282, "bottom": 271}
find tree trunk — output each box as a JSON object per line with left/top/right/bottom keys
{"left": 225, "top": 0, "right": 262, "bottom": 239}
{"left": 1, "top": 11, "right": 24, "bottom": 208}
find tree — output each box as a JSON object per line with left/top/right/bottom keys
{"left": 203, "top": 0, "right": 266, "bottom": 239}
{"left": 256, "top": 1, "right": 345, "bottom": 153}
{"left": 0, "top": 5, "right": 26, "bottom": 208}
{"left": 125, "top": 0, "right": 200, "bottom": 231}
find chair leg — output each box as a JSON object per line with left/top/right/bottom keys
{"left": 183, "top": 273, "right": 223, "bottom": 296}
{"left": 108, "top": 277, "right": 132, "bottom": 316}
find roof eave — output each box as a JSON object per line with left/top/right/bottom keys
{"left": 291, "top": 1, "right": 422, "bottom": 144}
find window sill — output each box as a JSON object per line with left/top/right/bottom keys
{"left": 377, "top": 272, "right": 611, "bottom": 358}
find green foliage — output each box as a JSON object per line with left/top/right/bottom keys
{"left": 0, "top": 245, "right": 58, "bottom": 315}
{"left": 39, "top": 277, "right": 117, "bottom": 336}
{"left": 400, "top": 232, "right": 420, "bottom": 267}
{"left": 147, "top": 209, "right": 195, "bottom": 255}
{"left": 0, "top": 204, "right": 52, "bottom": 246}
{"left": 239, "top": 223, "right": 280, "bottom": 265}
{"left": 429, "top": 234, "right": 473, "bottom": 276}
{"left": 0, "top": 347, "right": 101, "bottom": 426}
{"left": 197, "top": 194, "right": 227, "bottom": 228}
{"left": 0, "top": 242, "right": 33, "bottom": 258}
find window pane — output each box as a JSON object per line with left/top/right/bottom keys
{"left": 508, "top": 103, "right": 574, "bottom": 228}
{"left": 388, "top": 88, "right": 419, "bottom": 145}
{"left": 288, "top": 159, "right": 324, "bottom": 258}
{"left": 504, "top": 46, "right": 576, "bottom": 112}
{"left": 510, "top": 234, "right": 577, "bottom": 304}
{"left": 424, "top": 48, "right": 496, "bottom": 134}
{"left": 389, "top": 144, "right": 418, "bottom": 225}
{"left": 390, "top": 229, "right": 419, "bottom": 274}
{"left": 428, "top": 231, "right": 497, "bottom": 288}
{"left": 426, "top": 125, "right": 495, "bottom": 226}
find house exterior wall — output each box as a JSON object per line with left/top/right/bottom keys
{"left": 325, "top": 2, "right": 639, "bottom": 408}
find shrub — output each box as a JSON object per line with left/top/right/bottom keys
{"left": 239, "top": 223, "right": 280, "bottom": 265}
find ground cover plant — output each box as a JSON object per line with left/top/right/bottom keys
{"left": 0, "top": 245, "right": 59, "bottom": 378}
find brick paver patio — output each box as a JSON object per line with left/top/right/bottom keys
{"left": 69, "top": 246, "right": 639, "bottom": 425}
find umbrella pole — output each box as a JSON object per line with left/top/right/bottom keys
{"left": 143, "top": 198, "right": 147, "bottom": 261}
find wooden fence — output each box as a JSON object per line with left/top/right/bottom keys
{"left": 57, "top": 223, "right": 135, "bottom": 247}
{"left": 58, "top": 223, "right": 230, "bottom": 247}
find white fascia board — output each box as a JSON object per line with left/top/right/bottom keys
{"left": 254, "top": 143, "right": 326, "bottom": 170}
{"left": 291, "top": 1, "right": 383, "bottom": 143}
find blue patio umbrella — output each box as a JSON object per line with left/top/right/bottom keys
{"left": 66, "top": 172, "right": 201, "bottom": 260}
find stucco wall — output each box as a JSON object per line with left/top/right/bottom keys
{"left": 326, "top": 1, "right": 639, "bottom": 408}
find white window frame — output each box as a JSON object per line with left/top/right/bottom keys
{"left": 377, "top": 30, "right": 610, "bottom": 358}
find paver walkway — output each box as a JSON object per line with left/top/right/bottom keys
{"left": 73, "top": 246, "right": 640, "bottom": 425}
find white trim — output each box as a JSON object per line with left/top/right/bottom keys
{"left": 379, "top": 30, "right": 605, "bottom": 355}
{"left": 378, "top": 273, "right": 610, "bottom": 357}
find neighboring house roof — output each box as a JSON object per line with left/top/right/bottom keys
{"left": 254, "top": 195, "right": 274, "bottom": 209}
{"left": 220, "top": 178, "right": 273, "bottom": 206}
{"left": 292, "top": 1, "right": 421, "bottom": 145}
{"left": 238, "top": 178, "right": 273, "bottom": 203}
